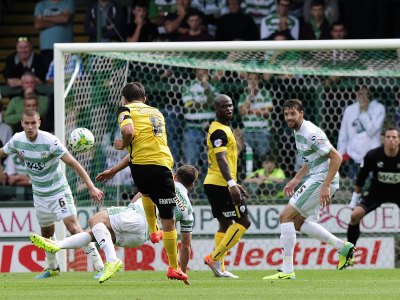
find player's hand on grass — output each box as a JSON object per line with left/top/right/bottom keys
{"left": 95, "top": 169, "right": 116, "bottom": 182}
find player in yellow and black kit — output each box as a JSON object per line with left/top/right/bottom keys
{"left": 203, "top": 94, "right": 251, "bottom": 278}
{"left": 114, "top": 82, "right": 188, "bottom": 283}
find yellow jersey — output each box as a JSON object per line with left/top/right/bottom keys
{"left": 116, "top": 102, "right": 173, "bottom": 170}
{"left": 204, "top": 121, "right": 238, "bottom": 186}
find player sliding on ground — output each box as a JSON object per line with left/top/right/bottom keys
{"left": 31, "top": 164, "right": 198, "bottom": 284}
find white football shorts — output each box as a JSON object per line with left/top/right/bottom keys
{"left": 108, "top": 207, "right": 148, "bottom": 248}
{"left": 34, "top": 188, "right": 76, "bottom": 227}
{"left": 289, "top": 177, "right": 338, "bottom": 218}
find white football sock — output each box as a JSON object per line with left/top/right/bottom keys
{"left": 280, "top": 222, "right": 296, "bottom": 274}
{"left": 57, "top": 232, "right": 92, "bottom": 249}
{"left": 46, "top": 252, "right": 58, "bottom": 270}
{"left": 92, "top": 223, "right": 118, "bottom": 263}
{"left": 83, "top": 242, "right": 104, "bottom": 271}
{"left": 300, "top": 220, "right": 344, "bottom": 251}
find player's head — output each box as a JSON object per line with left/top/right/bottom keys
{"left": 174, "top": 165, "right": 199, "bottom": 190}
{"left": 283, "top": 99, "right": 304, "bottom": 130}
{"left": 330, "top": 21, "right": 347, "bottom": 40}
{"left": 382, "top": 127, "right": 400, "bottom": 152}
{"left": 214, "top": 94, "right": 234, "bottom": 123}
{"left": 21, "top": 110, "right": 41, "bottom": 141}
{"left": 122, "top": 82, "right": 146, "bottom": 104}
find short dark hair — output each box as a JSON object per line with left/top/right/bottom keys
{"left": 310, "top": 0, "right": 325, "bottom": 8}
{"left": 382, "top": 127, "right": 400, "bottom": 137}
{"left": 283, "top": 99, "right": 304, "bottom": 112}
{"left": 134, "top": 0, "right": 149, "bottom": 9}
{"left": 22, "top": 110, "right": 40, "bottom": 118}
{"left": 122, "top": 82, "right": 146, "bottom": 102}
{"left": 175, "top": 165, "right": 199, "bottom": 188}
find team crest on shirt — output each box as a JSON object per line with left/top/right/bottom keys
{"left": 377, "top": 161, "right": 384, "bottom": 168}
{"left": 19, "top": 150, "right": 25, "bottom": 157}
{"left": 214, "top": 139, "right": 223, "bottom": 147}
{"left": 41, "top": 152, "right": 49, "bottom": 158}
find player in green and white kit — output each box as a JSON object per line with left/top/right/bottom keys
{"left": 0, "top": 110, "right": 104, "bottom": 279}
{"left": 31, "top": 164, "right": 199, "bottom": 284}
{"left": 262, "top": 99, "right": 354, "bottom": 280}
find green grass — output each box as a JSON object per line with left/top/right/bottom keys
{"left": 1, "top": 269, "right": 400, "bottom": 300}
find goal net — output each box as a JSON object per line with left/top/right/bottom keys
{"left": 54, "top": 40, "right": 400, "bottom": 272}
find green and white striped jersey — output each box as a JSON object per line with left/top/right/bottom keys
{"left": 3, "top": 130, "right": 69, "bottom": 198}
{"left": 173, "top": 182, "right": 194, "bottom": 232}
{"left": 294, "top": 120, "right": 339, "bottom": 187}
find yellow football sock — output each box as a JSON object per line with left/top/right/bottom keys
{"left": 142, "top": 196, "right": 158, "bottom": 233}
{"left": 215, "top": 232, "right": 226, "bottom": 271}
{"left": 212, "top": 223, "right": 247, "bottom": 262}
{"left": 163, "top": 229, "right": 178, "bottom": 269}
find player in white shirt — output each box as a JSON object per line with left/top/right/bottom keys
{"left": 0, "top": 110, "right": 104, "bottom": 279}
{"left": 262, "top": 99, "right": 354, "bottom": 280}
{"left": 31, "top": 164, "right": 199, "bottom": 284}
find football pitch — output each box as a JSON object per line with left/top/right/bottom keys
{"left": 2, "top": 269, "right": 399, "bottom": 300}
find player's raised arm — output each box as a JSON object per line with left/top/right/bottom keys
{"left": 95, "top": 154, "right": 130, "bottom": 182}
{"left": 61, "top": 152, "right": 104, "bottom": 202}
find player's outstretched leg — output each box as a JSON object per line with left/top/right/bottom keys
{"left": 30, "top": 233, "right": 61, "bottom": 254}
{"left": 98, "top": 259, "right": 124, "bottom": 284}
{"left": 337, "top": 242, "right": 355, "bottom": 270}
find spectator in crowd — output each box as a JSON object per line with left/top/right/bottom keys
{"left": 337, "top": 85, "right": 386, "bottom": 179}
{"left": 3, "top": 154, "right": 31, "bottom": 186}
{"left": 239, "top": 72, "right": 274, "bottom": 167}
{"left": 162, "top": 0, "right": 193, "bottom": 40}
{"left": 303, "top": 0, "right": 339, "bottom": 23}
{"left": 13, "top": 92, "right": 53, "bottom": 133}
{"left": 330, "top": 20, "right": 347, "bottom": 39}
{"left": 301, "top": 0, "right": 331, "bottom": 40}
{"left": 260, "top": 0, "right": 299, "bottom": 40}
{"left": 395, "top": 108, "right": 400, "bottom": 129}
{"left": 34, "top": 0, "right": 75, "bottom": 69}
{"left": 243, "top": 0, "right": 276, "bottom": 25}
{"left": 148, "top": 0, "right": 177, "bottom": 26}
{"left": 3, "top": 72, "right": 50, "bottom": 132}
{"left": 177, "top": 9, "right": 213, "bottom": 41}
{"left": 243, "top": 154, "right": 286, "bottom": 198}
{"left": 126, "top": 0, "right": 158, "bottom": 42}
{"left": 191, "top": 0, "right": 227, "bottom": 36}
{"left": 215, "top": 0, "right": 259, "bottom": 41}
{"left": 0, "top": 102, "right": 13, "bottom": 148}
{"left": 45, "top": 54, "right": 81, "bottom": 84}
{"left": 3, "top": 37, "right": 47, "bottom": 88}
{"left": 181, "top": 68, "right": 219, "bottom": 178}
{"left": 84, "top": 0, "right": 126, "bottom": 42}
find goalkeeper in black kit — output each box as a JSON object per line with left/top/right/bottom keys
{"left": 346, "top": 127, "right": 400, "bottom": 267}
